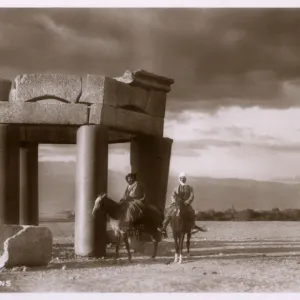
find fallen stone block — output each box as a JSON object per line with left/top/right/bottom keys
{"left": 0, "top": 79, "right": 12, "bottom": 101}
{"left": 0, "top": 102, "right": 89, "bottom": 125}
{"left": 0, "top": 225, "right": 23, "bottom": 247}
{"left": 89, "top": 104, "right": 164, "bottom": 136}
{"left": 0, "top": 225, "right": 53, "bottom": 268}
{"left": 80, "top": 75, "right": 148, "bottom": 112}
{"left": 13, "top": 74, "right": 82, "bottom": 103}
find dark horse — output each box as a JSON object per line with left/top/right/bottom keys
{"left": 170, "top": 193, "right": 195, "bottom": 264}
{"left": 92, "top": 193, "right": 164, "bottom": 262}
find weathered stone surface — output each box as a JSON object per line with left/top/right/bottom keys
{"left": 19, "top": 125, "right": 78, "bottom": 144}
{"left": 108, "top": 130, "right": 133, "bottom": 144}
{"left": 80, "top": 75, "right": 148, "bottom": 111}
{"left": 115, "top": 69, "right": 174, "bottom": 93}
{"left": 13, "top": 74, "right": 82, "bottom": 103}
{"left": 145, "top": 90, "right": 167, "bottom": 118}
{"left": 0, "top": 225, "right": 52, "bottom": 268}
{"left": 0, "top": 79, "right": 12, "bottom": 101}
{"left": 0, "top": 225, "right": 23, "bottom": 248}
{"left": 0, "top": 102, "right": 88, "bottom": 125}
{"left": 19, "top": 125, "right": 132, "bottom": 144}
{"left": 89, "top": 104, "right": 164, "bottom": 136}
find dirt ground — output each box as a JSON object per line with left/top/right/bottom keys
{"left": 1, "top": 221, "right": 300, "bottom": 293}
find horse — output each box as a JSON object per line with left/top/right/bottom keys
{"left": 92, "top": 192, "right": 164, "bottom": 262}
{"left": 170, "top": 193, "right": 195, "bottom": 264}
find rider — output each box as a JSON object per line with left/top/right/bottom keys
{"left": 158, "top": 172, "right": 202, "bottom": 233}
{"left": 121, "top": 172, "right": 146, "bottom": 203}
{"left": 120, "top": 172, "right": 147, "bottom": 226}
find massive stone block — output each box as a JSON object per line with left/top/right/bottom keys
{"left": 0, "top": 225, "right": 52, "bottom": 268}
{"left": 19, "top": 125, "right": 78, "bottom": 144}
{"left": 13, "top": 74, "right": 82, "bottom": 103}
{"left": 0, "top": 79, "right": 12, "bottom": 101}
{"left": 80, "top": 75, "right": 148, "bottom": 112}
{"left": 115, "top": 69, "right": 174, "bottom": 93}
{"left": 89, "top": 104, "right": 164, "bottom": 137}
{"left": 145, "top": 90, "right": 167, "bottom": 118}
{"left": 19, "top": 125, "right": 133, "bottom": 144}
{"left": 0, "top": 102, "right": 89, "bottom": 125}
{"left": 0, "top": 225, "right": 22, "bottom": 245}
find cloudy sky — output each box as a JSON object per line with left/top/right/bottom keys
{"left": 1, "top": 8, "right": 300, "bottom": 182}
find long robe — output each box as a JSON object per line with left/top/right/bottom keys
{"left": 123, "top": 181, "right": 146, "bottom": 202}
{"left": 171, "top": 184, "right": 194, "bottom": 205}
{"left": 121, "top": 181, "right": 146, "bottom": 227}
{"left": 165, "top": 184, "right": 195, "bottom": 220}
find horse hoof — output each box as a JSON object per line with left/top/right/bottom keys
{"left": 151, "top": 256, "right": 156, "bottom": 261}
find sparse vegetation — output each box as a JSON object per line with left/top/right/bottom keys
{"left": 195, "top": 208, "right": 300, "bottom": 221}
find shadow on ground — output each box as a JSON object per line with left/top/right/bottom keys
{"left": 30, "top": 237, "right": 300, "bottom": 271}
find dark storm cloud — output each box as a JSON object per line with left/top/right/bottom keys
{"left": 1, "top": 8, "right": 300, "bottom": 111}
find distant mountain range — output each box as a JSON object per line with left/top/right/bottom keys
{"left": 38, "top": 161, "right": 300, "bottom": 219}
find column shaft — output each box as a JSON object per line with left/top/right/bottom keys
{"left": 75, "top": 125, "right": 108, "bottom": 257}
{"left": 130, "top": 136, "right": 173, "bottom": 212}
{"left": 0, "top": 125, "right": 20, "bottom": 224}
{"left": 20, "top": 143, "right": 39, "bottom": 225}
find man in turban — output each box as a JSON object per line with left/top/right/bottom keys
{"left": 158, "top": 172, "right": 203, "bottom": 233}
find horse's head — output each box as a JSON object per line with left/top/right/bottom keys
{"left": 92, "top": 192, "right": 107, "bottom": 216}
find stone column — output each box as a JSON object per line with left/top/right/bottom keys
{"left": 75, "top": 125, "right": 108, "bottom": 257}
{"left": 130, "top": 136, "right": 173, "bottom": 212}
{"left": 0, "top": 125, "right": 20, "bottom": 224}
{"left": 20, "top": 143, "right": 39, "bottom": 225}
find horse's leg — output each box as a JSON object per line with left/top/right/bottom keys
{"left": 151, "top": 231, "right": 159, "bottom": 260}
{"left": 123, "top": 233, "right": 132, "bottom": 262}
{"left": 178, "top": 233, "right": 185, "bottom": 264}
{"left": 115, "top": 231, "right": 121, "bottom": 260}
{"left": 173, "top": 235, "right": 179, "bottom": 263}
{"left": 186, "top": 232, "right": 191, "bottom": 257}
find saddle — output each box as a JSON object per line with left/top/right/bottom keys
{"left": 173, "top": 198, "right": 194, "bottom": 220}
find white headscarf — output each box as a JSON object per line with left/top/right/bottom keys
{"left": 178, "top": 172, "right": 187, "bottom": 186}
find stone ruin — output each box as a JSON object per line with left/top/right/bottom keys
{"left": 0, "top": 69, "right": 174, "bottom": 266}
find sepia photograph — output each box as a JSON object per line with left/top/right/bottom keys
{"left": 0, "top": 3, "right": 299, "bottom": 295}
